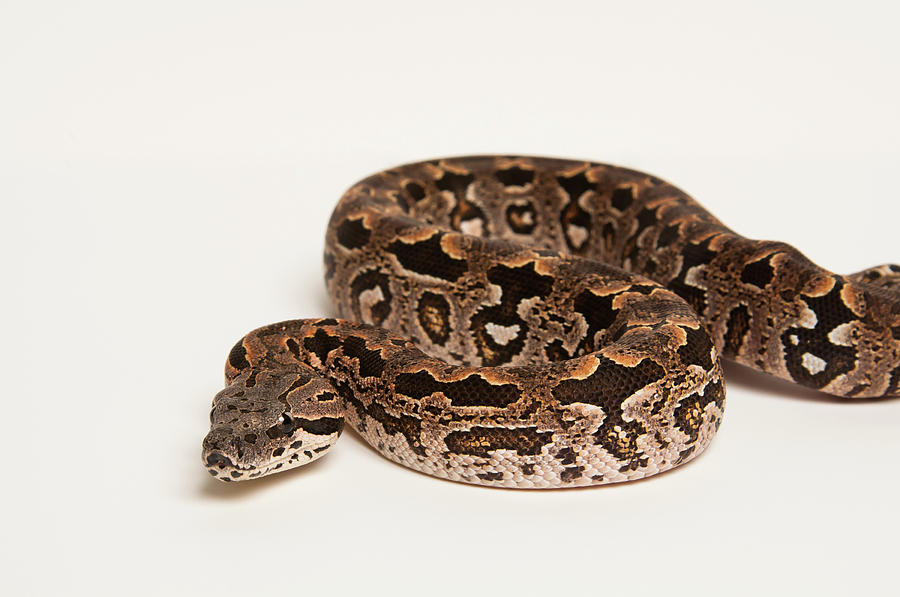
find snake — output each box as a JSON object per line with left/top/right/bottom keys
{"left": 202, "top": 156, "right": 900, "bottom": 488}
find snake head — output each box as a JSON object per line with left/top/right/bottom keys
{"left": 202, "top": 366, "right": 344, "bottom": 481}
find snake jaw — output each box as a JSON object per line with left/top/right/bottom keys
{"left": 202, "top": 430, "right": 338, "bottom": 481}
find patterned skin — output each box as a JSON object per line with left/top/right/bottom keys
{"left": 203, "top": 156, "right": 899, "bottom": 487}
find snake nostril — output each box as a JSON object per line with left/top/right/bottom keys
{"left": 206, "top": 452, "right": 233, "bottom": 468}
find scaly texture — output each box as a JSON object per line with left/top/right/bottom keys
{"left": 203, "top": 156, "right": 900, "bottom": 488}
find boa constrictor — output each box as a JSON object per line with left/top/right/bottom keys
{"left": 203, "top": 156, "right": 900, "bottom": 488}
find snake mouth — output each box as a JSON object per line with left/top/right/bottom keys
{"left": 203, "top": 447, "right": 267, "bottom": 480}
{"left": 204, "top": 440, "right": 334, "bottom": 481}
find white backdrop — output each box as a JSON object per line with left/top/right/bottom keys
{"left": 3, "top": 2, "right": 899, "bottom": 595}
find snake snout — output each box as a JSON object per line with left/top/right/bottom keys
{"left": 202, "top": 429, "right": 248, "bottom": 479}
{"left": 203, "top": 443, "right": 241, "bottom": 480}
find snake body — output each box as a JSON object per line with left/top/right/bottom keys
{"left": 203, "top": 156, "right": 900, "bottom": 488}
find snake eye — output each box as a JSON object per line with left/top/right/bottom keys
{"left": 266, "top": 412, "right": 296, "bottom": 439}
{"left": 277, "top": 412, "right": 294, "bottom": 434}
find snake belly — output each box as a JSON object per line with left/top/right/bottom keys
{"left": 203, "top": 156, "right": 900, "bottom": 488}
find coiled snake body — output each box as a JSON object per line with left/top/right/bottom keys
{"left": 203, "top": 156, "right": 900, "bottom": 488}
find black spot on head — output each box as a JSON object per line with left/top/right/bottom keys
{"left": 272, "top": 447, "right": 285, "bottom": 457}
{"left": 335, "top": 218, "right": 371, "bottom": 250}
{"left": 228, "top": 341, "right": 251, "bottom": 371}
{"left": 495, "top": 166, "right": 535, "bottom": 187}
{"left": 286, "top": 338, "right": 301, "bottom": 361}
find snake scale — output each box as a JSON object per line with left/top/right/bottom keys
{"left": 203, "top": 156, "right": 900, "bottom": 488}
